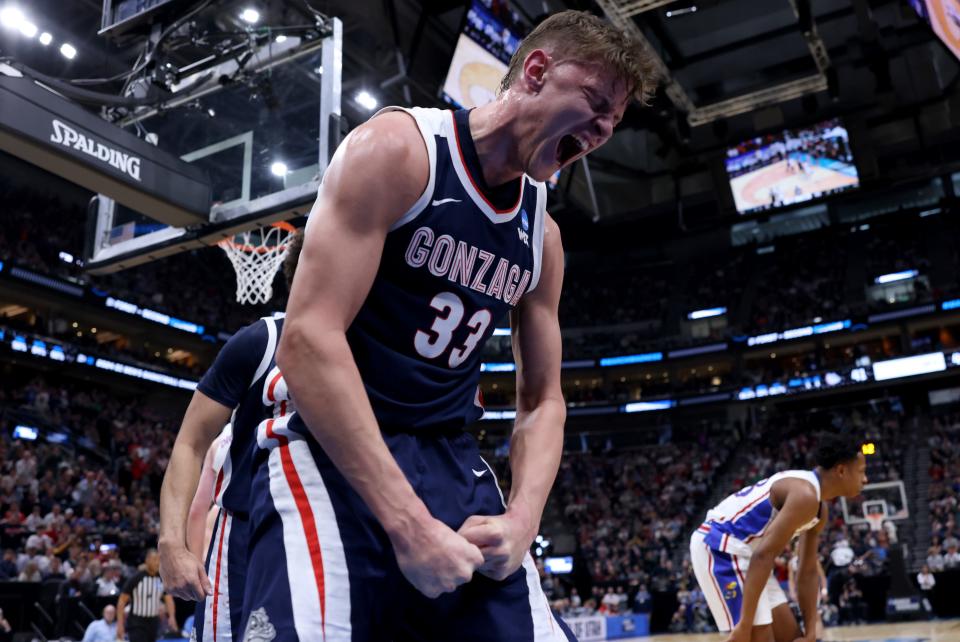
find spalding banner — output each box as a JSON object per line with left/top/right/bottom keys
{"left": 50, "top": 119, "right": 142, "bottom": 181}
{"left": 0, "top": 75, "right": 209, "bottom": 227}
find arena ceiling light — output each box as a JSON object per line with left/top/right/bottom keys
{"left": 0, "top": 5, "right": 25, "bottom": 30}
{"left": 38, "top": 31, "right": 52, "bottom": 45}
{"left": 270, "top": 161, "right": 288, "bottom": 176}
{"left": 355, "top": 90, "right": 377, "bottom": 111}
{"left": 687, "top": 307, "right": 726, "bottom": 320}
{"left": 239, "top": 8, "right": 260, "bottom": 24}
{"left": 18, "top": 18, "right": 35, "bottom": 37}
{"left": 875, "top": 269, "right": 918, "bottom": 284}
{"left": 665, "top": 5, "right": 697, "bottom": 17}
{"left": 59, "top": 42, "right": 76, "bottom": 59}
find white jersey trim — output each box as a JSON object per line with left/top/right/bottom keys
{"left": 250, "top": 316, "right": 278, "bottom": 388}
{"left": 528, "top": 181, "right": 547, "bottom": 293}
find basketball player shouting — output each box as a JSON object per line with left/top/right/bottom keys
{"left": 241, "top": 11, "right": 657, "bottom": 641}
{"left": 690, "top": 433, "right": 868, "bottom": 642}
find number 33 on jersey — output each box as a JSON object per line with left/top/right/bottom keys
{"left": 343, "top": 106, "right": 546, "bottom": 431}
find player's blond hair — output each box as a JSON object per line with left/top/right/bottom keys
{"left": 499, "top": 10, "right": 659, "bottom": 106}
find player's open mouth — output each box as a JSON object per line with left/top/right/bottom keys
{"left": 556, "top": 133, "right": 588, "bottom": 165}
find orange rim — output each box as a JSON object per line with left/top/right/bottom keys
{"left": 219, "top": 221, "right": 297, "bottom": 254}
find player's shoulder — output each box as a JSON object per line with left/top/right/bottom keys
{"left": 341, "top": 109, "right": 427, "bottom": 176}
{"left": 216, "top": 317, "right": 277, "bottom": 365}
{"left": 774, "top": 475, "right": 821, "bottom": 516}
{"left": 319, "top": 108, "right": 429, "bottom": 226}
{"left": 226, "top": 317, "right": 272, "bottom": 346}
{"left": 543, "top": 213, "right": 563, "bottom": 252}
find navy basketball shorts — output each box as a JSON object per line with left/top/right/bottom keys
{"left": 194, "top": 508, "right": 249, "bottom": 642}
{"left": 242, "top": 417, "right": 576, "bottom": 642}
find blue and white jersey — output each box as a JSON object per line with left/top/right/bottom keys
{"left": 197, "top": 315, "right": 285, "bottom": 516}
{"left": 317, "top": 106, "right": 547, "bottom": 431}
{"left": 699, "top": 470, "right": 822, "bottom": 557}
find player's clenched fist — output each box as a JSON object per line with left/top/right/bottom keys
{"left": 159, "top": 542, "right": 212, "bottom": 601}
{"left": 390, "top": 517, "right": 484, "bottom": 598}
{"left": 458, "top": 513, "right": 531, "bottom": 581}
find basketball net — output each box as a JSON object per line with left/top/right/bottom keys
{"left": 219, "top": 222, "right": 295, "bottom": 305}
{"left": 865, "top": 513, "right": 884, "bottom": 533}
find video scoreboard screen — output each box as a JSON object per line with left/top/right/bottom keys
{"left": 725, "top": 118, "right": 860, "bottom": 215}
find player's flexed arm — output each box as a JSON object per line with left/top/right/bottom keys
{"left": 794, "top": 504, "right": 827, "bottom": 642}
{"left": 727, "top": 479, "right": 820, "bottom": 642}
{"left": 276, "top": 112, "right": 483, "bottom": 599}
{"left": 459, "top": 217, "right": 566, "bottom": 580}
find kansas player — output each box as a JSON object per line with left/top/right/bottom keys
{"left": 690, "top": 433, "right": 867, "bottom": 642}
{"left": 157, "top": 233, "right": 303, "bottom": 641}
{"left": 243, "top": 10, "right": 657, "bottom": 641}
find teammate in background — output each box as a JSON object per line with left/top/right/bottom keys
{"left": 255, "top": 10, "right": 657, "bottom": 641}
{"left": 186, "top": 428, "right": 231, "bottom": 560}
{"left": 157, "top": 232, "right": 303, "bottom": 642}
{"left": 690, "top": 433, "right": 867, "bottom": 642}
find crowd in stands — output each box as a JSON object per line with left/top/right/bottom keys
{"left": 0, "top": 185, "right": 278, "bottom": 340}
{"left": 747, "top": 229, "right": 849, "bottom": 334}
{"left": 560, "top": 256, "right": 672, "bottom": 330}
{"left": 926, "top": 412, "right": 960, "bottom": 573}
{"left": 0, "top": 311, "right": 204, "bottom": 378}
{"left": 4, "top": 182, "right": 960, "bottom": 376}
{"left": 0, "top": 371, "right": 182, "bottom": 635}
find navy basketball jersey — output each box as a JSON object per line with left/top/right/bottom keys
{"left": 334, "top": 106, "right": 546, "bottom": 431}
{"left": 197, "top": 314, "right": 285, "bottom": 515}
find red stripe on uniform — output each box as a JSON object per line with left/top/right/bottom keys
{"left": 732, "top": 555, "right": 747, "bottom": 585}
{"left": 212, "top": 469, "right": 225, "bottom": 505}
{"left": 265, "top": 410, "right": 327, "bottom": 639}
{"left": 212, "top": 513, "right": 229, "bottom": 642}
{"left": 267, "top": 371, "right": 283, "bottom": 402}
{"left": 450, "top": 113, "right": 523, "bottom": 215}
{"left": 278, "top": 443, "right": 327, "bottom": 639}
{"left": 730, "top": 492, "right": 771, "bottom": 521}
{"left": 706, "top": 546, "right": 732, "bottom": 630}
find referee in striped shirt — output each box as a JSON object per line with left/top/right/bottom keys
{"left": 116, "top": 550, "right": 177, "bottom": 642}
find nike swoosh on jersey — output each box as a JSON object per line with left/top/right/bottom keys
{"left": 471, "top": 468, "right": 487, "bottom": 478}
{"left": 432, "top": 198, "right": 462, "bottom": 206}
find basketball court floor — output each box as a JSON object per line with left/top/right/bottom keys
{"left": 622, "top": 620, "right": 960, "bottom": 642}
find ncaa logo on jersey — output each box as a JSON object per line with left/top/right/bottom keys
{"left": 517, "top": 209, "right": 530, "bottom": 247}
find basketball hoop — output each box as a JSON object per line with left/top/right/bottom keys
{"left": 219, "top": 221, "right": 296, "bottom": 305}
{"left": 865, "top": 513, "right": 884, "bottom": 533}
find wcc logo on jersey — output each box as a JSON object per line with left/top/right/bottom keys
{"left": 517, "top": 209, "right": 530, "bottom": 247}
